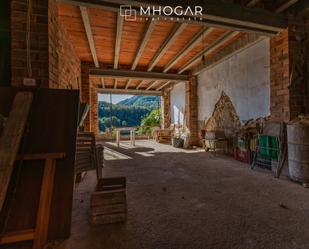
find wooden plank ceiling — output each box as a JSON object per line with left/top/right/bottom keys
{"left": 57, "top": 0, "right": 297, "bottom": 92}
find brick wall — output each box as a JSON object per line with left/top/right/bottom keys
{"left": 48, "top": 0, "right": 80, "bottom": 89}
{"left": 11, "top": 0, "right": 49, "bottom": 87}
{"left": 185, "top": 77, "right": 198, "bottom": 145}
{"left": 270, "top": 29, "right": 290, "bottom": 121}
{"left": 80, "top": 62, "right": 98, "bottom": 134}
{"left": 270, "top": 16, "right": 308, "bottom": 121}
{"left": 90, "top": 86, "right": 99, "bottom": 134}
{"left": 11, "top": 0, "right": 80, "bottom": 89}
{"left": 81, "top": 62, "right": 91, "bottom": 131}
{"left": 162, "top": 91, "right": 171, "bottom": 129}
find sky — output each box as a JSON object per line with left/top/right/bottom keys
{"left": 98, "top": 94, "right": 133, "bottom": 104}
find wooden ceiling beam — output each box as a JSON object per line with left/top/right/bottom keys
{"left": 146, "top": 80, "right": 159, "bottom": 90}
{"left": 156, "top": 81, "right": 174, "bottom": 91}
{"left": 178, "top": 31, "right": 240, "bottom": 74}
{"left": 132, "top": 20, "right": 157, "bottom": 70}
{"left": 89, "top": 68, "right": 190, "bottom": 81}
{"left": 80, "top": 7, "right": 99, "bottom": 68}
{"left": 125, "top": 79, "right": 132, "bottom": 89}
{"left": 163, "top": 27, "right": 213, "bottom": 73}
{"left": 136, "top": 81, "right": 144, "bottom": 90}
{"left": 114, "top": 14, "right": 124, "bottom": 69}
{"left": 147, "top": 23, "right": 187, "bottom": 72}
{"left": 130, "top": 20, "right": 157, "bottom": 90}
{"left": 98, "top": 88, "right": 162, "bottom": 96}
{"left": 101, "top": 78, "right": 105, "bottom": 88}
{"left": 275, "top": 0, "right": 299, "bottom": 13}
{"left": 61, "top": 0, "right": 287, "bottom": 35}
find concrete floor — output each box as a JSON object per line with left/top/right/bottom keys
{"left": 66, "top": 140, "right": 309, "bottom": 249}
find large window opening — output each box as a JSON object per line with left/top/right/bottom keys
{"left": 98, "top": 94, "right": 162, "bottom": 137}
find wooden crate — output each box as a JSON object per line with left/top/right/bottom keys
{"left": 90, "top": 177, "right": 127, "bottom": 225}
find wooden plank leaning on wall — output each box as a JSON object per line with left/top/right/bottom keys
{"left": 0, "top": 92, "right": 33, "bottom": 212}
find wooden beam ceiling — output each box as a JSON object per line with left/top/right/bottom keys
{"left": 80, "top": 6, "right": 99, "bottom": 67}
{"left": 187, "top": 0, "right": 299, "bottom": 75}
{"left": 164, "top": 0, "right": 261, "bottom": 74}
{"left": 60, "top": 0, "right": 287, "bottom": 35}
{"left": 60, "top": 0, "right": 300, "bottom": 94}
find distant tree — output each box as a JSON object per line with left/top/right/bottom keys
{"left": 138, "top": 109, "right": 162, "bottom": 135}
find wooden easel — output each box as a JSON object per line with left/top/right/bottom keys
{"left": 0, "top": 152, "right": 65, "bottom": 249}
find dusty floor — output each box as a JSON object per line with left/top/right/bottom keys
{"left": 68, "top": 140, "right": 309, "bottom": 249}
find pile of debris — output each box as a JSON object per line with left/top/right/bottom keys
{"left": 236, "top": 116, "right": 270, "bottom": 136}
{"left": 289, "top": 115, "right": 309, "bottom": 125}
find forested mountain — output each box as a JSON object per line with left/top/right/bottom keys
{"left": 98, "top": 96, "right": 161, "bottom": 132}
{"left": 118, "top": 96, "right": 160, "bottom": 109}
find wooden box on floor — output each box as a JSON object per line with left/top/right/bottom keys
{"left": 90, "top": 177, "right": 127, "bottom": 225}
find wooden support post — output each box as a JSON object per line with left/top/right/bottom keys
{"left": 116, "top": 130, "right": 120, "bottom": 147}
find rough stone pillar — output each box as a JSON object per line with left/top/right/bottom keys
{"left": 270, "top": 15, "right": 308, "bottom": 122}
{"left": 185, "top": 76, "right": 199, "bottom": 146}
{"left": 81, "top": 61, "right": 91, "bottom": 131}
{"left": 162, "top": 91, "right": 171, "bottom": 129}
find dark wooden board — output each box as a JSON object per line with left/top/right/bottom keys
{"left": 0, "top": 87, "right": 80, "bottom": 241}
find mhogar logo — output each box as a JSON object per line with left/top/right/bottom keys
{"left": 120, "top": 5, "right": 203, "bottom": 21}
{"left": 120, "top": 5, "right": 137, "bottom": 21}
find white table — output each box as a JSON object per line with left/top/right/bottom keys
{"left": 115, "top": 127, "right": 136, "bottom": 147}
